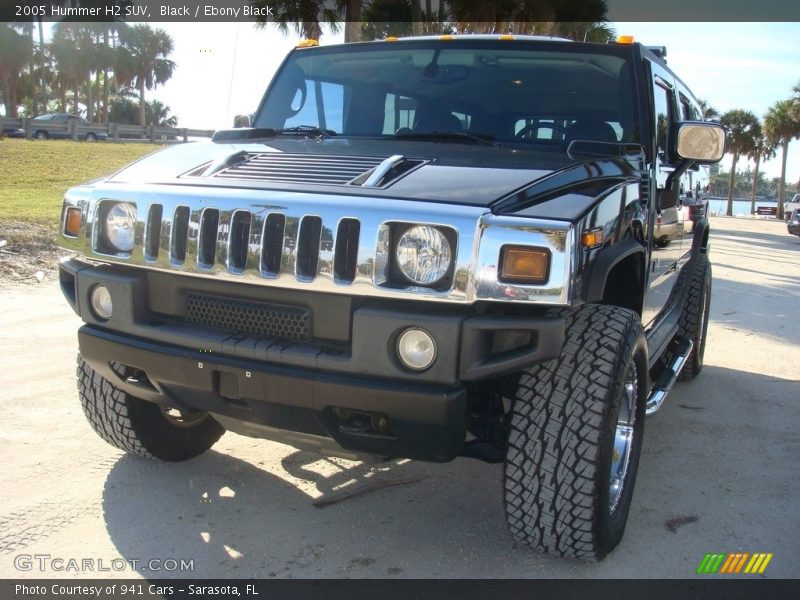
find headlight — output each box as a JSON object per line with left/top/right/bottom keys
{"left": 103, "top": 203, "right": 137, "bottom": 253}
{"left": 395, "top": 225, "right": 452, "bottom": 285}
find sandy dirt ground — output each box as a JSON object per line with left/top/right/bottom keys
{"left": 1, "top": 216, "right": 798, "bottom": 579}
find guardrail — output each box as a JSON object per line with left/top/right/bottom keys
{"left": 0, "top": 116, "right": 214, "bottom": 143}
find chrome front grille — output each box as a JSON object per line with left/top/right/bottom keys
{"left": 140, "top": 203, "right": 364, "bottom": 285}
{"left": 215, "top": 153, "right": 385, "bottom": 185}
{"left": 61, "top": 184, "right": 574, "bottom": 305}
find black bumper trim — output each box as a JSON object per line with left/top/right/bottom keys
{"left": 78, "top": 325, "right": 467, "bottom": 462}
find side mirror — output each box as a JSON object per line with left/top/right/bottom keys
{"left": 675, "top": 122, "right": 725, "bottom": 163}
{"left": 233, "top": 114, "right": 251, "bottom": 128}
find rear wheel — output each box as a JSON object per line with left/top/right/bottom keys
{"left": 85, "top": 132, "right": 97, "bottom": 141}
{"left": 504, "top": 304, "right": 647, "bottom": 560}
{"left": 34, "top": 130, "right": 48, "bottom": 140}
{"left": 77, "top": 356, "right": 224, "bottom": 461}
{"left": 676, "top": 254, "right": 712, "bottom": 380}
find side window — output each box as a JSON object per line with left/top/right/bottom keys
{"left": 652, "top": 82, "right": 672, "bottom": 159}
{"left": 679, "top": 93, "right": 699, "bottom": 121}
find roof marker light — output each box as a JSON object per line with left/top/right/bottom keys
{"left": 499, "top": 34, "right": 516, "bottom": 41}
{"left": 296, "top": 39, "right": 319, "bottom": 48}
{"left": 439, "top": 34, "right": 455, "bottom": 41}
{"left": 617, "top": 35, "right": 635, "bottom": 44}
{"left": 385, "top": 36, "right": 399, "bottom": 42}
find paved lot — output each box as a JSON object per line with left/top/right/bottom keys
{"left": 1, "top": 216, "right": 798, "bottom": 579}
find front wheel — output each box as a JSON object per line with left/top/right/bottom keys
{"left": 77, "top": 356, "right": 224, "bottom": 461}
{"left": 676, "top": 254, "right": 712, "bottom": 380}
{"left": 85, "top": 132, "right": 97, "bottom": 142}
{"left": 34, "top": 130, "right": 48, "bottom": 140}
{"left": 504, "top": 304, "right": 648, "bottom": 560}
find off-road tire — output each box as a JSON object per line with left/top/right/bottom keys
{"left": 77, "top": 356, "right": 224, "bottom": 461}
{"left": 504, "top": 304, "right": 647, "bottom": 560}
{"left": 676, "top": 254, "right": 712, "bottom": 380}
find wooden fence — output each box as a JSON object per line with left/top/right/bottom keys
{"left": 0, "top": 116, "right": 215, "bottom": 144}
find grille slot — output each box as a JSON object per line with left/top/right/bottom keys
{"left": 145, "top": 204, "right": 163, "bottom": 261}
{"left": 198, "top": 208, "right": 219, "bottom": 268}
{"left": 296, "top": 216, "right": 322, "bottom": 280}
{"left": 215, "top": 153, "right": 385, "bottom": 185}
{"left": 334, "top": 218, "right": 360, "bottom": 282}
{"left": 228, "top": 210, "right": 252, "bottom": 273}
{"left": 186, "top": 293, "right": 310, "bottom": 341}
{"left": 261, "top": 213, "right": 285, "bottom": 276}
{"left": 171, "top": 206, "right": 190, "bottom": 264}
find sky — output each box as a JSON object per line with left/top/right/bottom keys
{"left": 31, "top": 20, "right": 800, "bottom": 184}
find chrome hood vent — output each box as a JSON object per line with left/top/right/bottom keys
{"left": 189, "top": 152, "right": 425, "bottom": 187}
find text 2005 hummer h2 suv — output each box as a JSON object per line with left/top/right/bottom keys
{"left": 59, "top": 35, "right": 724, "bottom": 560}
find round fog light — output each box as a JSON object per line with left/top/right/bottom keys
{"left": 90, "top": 285, "right": 113, "bottom": 320}
{"left": 397, "top": 328, "right": 436, "bottom": 371}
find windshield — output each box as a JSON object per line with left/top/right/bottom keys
{"left": 255, "top": 41, "right": 638, "bottom": 147}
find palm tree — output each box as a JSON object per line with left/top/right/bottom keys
{"left": 747, "top": 129, "right": 777, "bottom": 214}
{"left": 51, "top": 23, "right": 88, "bottom": 115}
{"left": 117, "top": 24, "right": 176, "bottom": 127}
{"left": 146, "top": 99, "right": 178, "bottom": 127}
{"left": 720, "top": 109, "right": 759, "bottom": 216}
{"left": 250, "top": 1, "right": 342, "bottom": 40}
{"left": 698, "top": 99, "right": 720, "bottom": 121}
{"left": 0, "top": 25, "right": 33, "bottom": 118}
{"left": 763, "top": 99, "right": 800, "bottom": 220}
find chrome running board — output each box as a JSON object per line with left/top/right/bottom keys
{"left": 645, "top": 337, "right": 694, "bottom": 416}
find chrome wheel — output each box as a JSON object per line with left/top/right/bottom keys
{"left": 609, "top": 364, "right": 639, "bottom": 513}
{"left": 159, "top": 406, "right": 208, "bottom": 428}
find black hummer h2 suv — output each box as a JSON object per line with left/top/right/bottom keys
{"left": 58, "top": 35, "right": 725, "bottom": 560}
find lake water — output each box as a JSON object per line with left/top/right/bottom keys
{"left": 706, "top": 198, "right": 778, "bottom": 216}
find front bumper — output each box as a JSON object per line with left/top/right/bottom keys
{"left": 62, "top": 258, "right": 565, "bottom": 461}
{"left": 80, "top": 325, "right": 467, "bottom": 461}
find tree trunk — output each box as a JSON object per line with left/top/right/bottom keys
{"left": 750, "top": 153, "right": 760, "bottom": 215}
{"left": 29, "top": 28, "right": 38, "bottom": 116}
{"left": 411, "top": 0, "right": 422, "bottom": 35}
{"left": 37, "top": 17, "right": 47, "bottom": 111}
{"left": 102, "top": 29, "right": 109, "bottom": 122}
{"left": 86, "top": 71, "right": 94, "bottom": 122}
{"left": 138, "top": 78, "right": 146, "bottom": 127}
{"left": 1, "top": 83, "right": 13, "bottom": 118}
{"left": 777, "top": 141, "right": 788, "bottom": 220}
{"left": 726, "top": 152, "right": 737, "bottom": 217}
{"left": 343, "top": 0, "right": 362, "bottom": 43}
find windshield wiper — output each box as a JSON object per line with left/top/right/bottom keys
{"left": 392, "top": 131, "right": 498, "bottom": 146}
{"left": 276, "top": 125, "right": 337, "bottom": 137}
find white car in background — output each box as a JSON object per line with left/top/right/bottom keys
{"left": 784, "top": 194, "right": 800, "bottom": 219}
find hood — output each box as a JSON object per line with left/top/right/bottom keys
{"left": 105, "top": 137, "right": 636, "bottom": 210}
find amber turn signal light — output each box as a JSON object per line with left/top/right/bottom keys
{"left": 64, "top": 207, "right": 82, "bottom": 237}
{"left": 499, "top": 246, "right": 550, "bottom": 284}
{"left": 581, "top": 229, "right": 604, "bottom": 249}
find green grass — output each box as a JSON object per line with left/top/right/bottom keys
{"left": 0, "top": 138, "right": 161, "bottom": 225}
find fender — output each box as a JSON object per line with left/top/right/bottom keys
{"left": 691, "top": 217, "right": 710, "bottom": 257}
{"left": 582, "top": 238, "right": 646, "bottom": 304}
